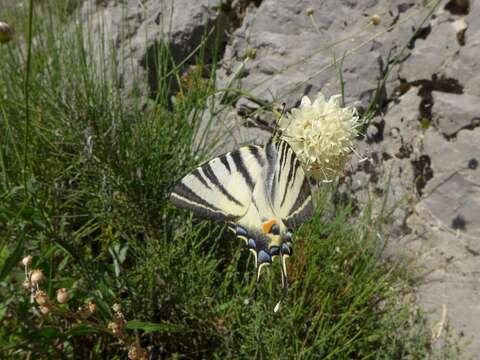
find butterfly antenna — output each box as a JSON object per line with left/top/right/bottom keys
{"left": 273, "top": 102, "right": 287, "bottom": 138}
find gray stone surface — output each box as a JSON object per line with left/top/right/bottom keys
{"left": 422, "top": 128, "right": 480, "bottom": 239}
{"left": 431, "top": 92, "right": 480, "bottom": 137}
{"left": 218, "top": 0, "right": 429, "bottom": 111}
{"left": 81, "top": 0, "right": 227, "bottom": 99}
{"left": 193, "top": 102, "right": 271, "bottom": 157}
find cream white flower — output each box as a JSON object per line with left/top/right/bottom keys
{"left": 279, "top": 92, "right": 361, "bottom": 181}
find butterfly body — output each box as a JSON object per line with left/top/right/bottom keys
{"left": 170, "top": 137, "right": 314, "bottom": 297}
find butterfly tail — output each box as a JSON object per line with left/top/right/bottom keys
{"left": 274, "top": 253, "right": 289, "bottom": 313}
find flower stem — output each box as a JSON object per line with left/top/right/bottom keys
{"left": 23, "top": 0, "right": 34, "bottom": 189}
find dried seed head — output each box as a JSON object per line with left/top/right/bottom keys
{"left": 56, "top": 288, "right": 70, "bottom": 304}
{"left": 306, "top": 7, "right": 315, "bottom": 16}
{"left": 112, "top": 303, "right": 122, "bottom": 313}
{"left": 78, "top": 303, "right": 96, "bottom": 319}
{"left": 78, "top": 306, "right": 91, "bottom": 319}
{"left": 371, "top": 14, "right": 381, "bottom": 26}
{"left": 108, "top": 321, "right": 121, "bottom": 335}
{"left": 128, "top": 345, "right": 148, "bottom": 360}
{"left": 22, "top": 255, "right": 33, "bottom": 267}
{"left": 23, "top": 279, "right": 33, "bottom": 291}
{"left": 34, "top": 290, "right": 49, "bottom": 305}
{"left": 39, "top": 305, "right": 50, "bottom": 315}
{"left": 0, "top": 21, "right": 14, "bottom": 44}
{"left": 31, "top": 269, "right": 45, "bottom": 284}
{"left": 88, "top": 302, "right": 97, "bottom": 313}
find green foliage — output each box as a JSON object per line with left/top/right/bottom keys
{"left": 0, "top": 1, "right": 461, "bottom": 358}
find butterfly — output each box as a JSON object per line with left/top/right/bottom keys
{"left": 169, "top": 136, "right": 314, "bottom": 309}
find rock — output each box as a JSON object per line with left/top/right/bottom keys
{"left": 81, "top": 0, "right": 227, "bottom": 99}
{"left": 403, "top": 200, "right": 480, "bottom": 356}
{"left": 431, "top": 92, "right": 480, "bottom": 137}
{"left": 399, "top": 12, "right": 461, "bottom": 83}
{"left": 442, "top": 0, "right": 480, "bottom": 96}
{"left": 346, "top": 88, "right": 424, "bottom": 234}
{"left": 218, "top": 0, "right": 426, "bottom": 111}
{"left": 193, "top": 101, "right": 271, "bottom": 157}
{"left": 421, "top": 127, "right": 480, "bottom": 238}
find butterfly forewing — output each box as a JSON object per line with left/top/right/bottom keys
{"left": 170, "top": 145, "right": 266, "bottom": 222}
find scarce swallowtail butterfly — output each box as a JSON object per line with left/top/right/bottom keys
{"left": 169, "top": 136, "right": 314, "bottom": 310}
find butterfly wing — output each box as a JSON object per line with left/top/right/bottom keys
{"left": 268, "top": 139, "right": 314, "bottom": 229}
{"left": 169, "top": 145, "right": 266, "bottom": 223}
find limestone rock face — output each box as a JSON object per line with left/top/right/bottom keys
{"left": 81, "top": 0, "right": 227, "bottom": 98}
{"left": 218, "top": 0, "right": 422, "bottom": 111}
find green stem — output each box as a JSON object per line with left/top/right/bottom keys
{"left": 23, "top": 0, "right": 34, "bottom": 189}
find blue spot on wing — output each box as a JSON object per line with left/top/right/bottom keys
{"left": 236, "top": 226, "right": 248, "bottom": 237}
{"left": 258, "top": 250, "right": 271, "bottom": 264}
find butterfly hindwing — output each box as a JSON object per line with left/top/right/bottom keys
{"left": 170, "top": 145, "right": 266, "bottom": 222}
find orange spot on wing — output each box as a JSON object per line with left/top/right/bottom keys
{"left": 262, "top": 219, "right": 277, "bottom": 234}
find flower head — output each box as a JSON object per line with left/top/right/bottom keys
{"left": 279, "top": 93, "right": 360, "bottom": 181}
{"left": 34, "top": 290, "right": 49, "bottom": 305}
{"left": 39, "top": 305, "right": 50, "bottom": 315}
{"left": 0, "top": 22, "right": 14, "bottom": 44}
{"left": 371, "top": 14, "right": 381, "bottom": 26}
{"left": 128, "top": 344, "right": 148, "bottom": 360}
{"left": 56, "top": 288, "right": 70, "bottom": 304}
{"left": 112, "top": 303, "right": 122, "bottom": 314}
{"left": 31, "top": 269, "right": 45, "bottom": 284}
{"left": 78, "top": 302, "right": 96, "bottom": 319}
{"left": 22, "top": 255, "right": 33, "bottom": 267}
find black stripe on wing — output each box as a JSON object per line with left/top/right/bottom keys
{"left": 283, "top": 177, "right": 314, "bottom": 228}
{"left": 280, "top": 153, "right": 299, "bottom": 207}
{"left": 202, "top": 163, "right": 244, "bottom": 207}
{"left": 231, "top": 149, "right": 255, "bottom": 190}
{"left": 170, "top": 144, "right": 267, "bottom": 222}
{"left": 169, "top": 182, "right": 237, "bottom": 221}
{"left": 269, "top": 139, "right": 314, "bottom": 228}
{"left": 220, "top": 156, "right": 231, "bottom": 173}
{"left": 192, "top": 169, "right": 211, "bottom": 189}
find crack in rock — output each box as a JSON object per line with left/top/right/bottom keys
{"left": 444, "top": 0, "right": 470, "bottom": 15}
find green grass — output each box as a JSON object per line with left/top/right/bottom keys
{"left": 0, "top": 1, "right": 462, "bottom": 358}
